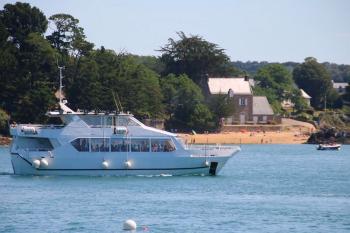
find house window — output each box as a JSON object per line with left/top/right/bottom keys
{"left": 239, "top": 98, "right": 247, "bottom": 106}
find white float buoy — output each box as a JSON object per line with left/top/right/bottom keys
{"left": 32, "top": 159, "right": 41, "bottom": 168}
{"left": 102, "top": 160, "right": 109, "bottom": 169}
{"left": 41, "top": 158, "right": 49, "bottom": 167}
{"left": 204, "top": 161, "right": 210, "bottom": 167}
{"left": 123, "top": 219, "right": 137, "bottom": 231}
{"left": 124, "top": 160, "right": 131, "bottom": 168}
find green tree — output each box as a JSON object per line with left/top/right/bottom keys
{"left": 1, "top": 2, "right": 47, "bottom": 45}
{"left": 0, "top": 3, "right": 57, "bottom": 123}
{"left": 131, "top": 55, "right": 165, "bottom": 75}
{"left": 65, "top": 49, "right": 164, "bottom": 119}
{"left": 293, "top": 57, "right": 334, "bottom": 109}
{"left": 160, "top": 74, "right": 212, "bottom": 131}
{"left": 255, "top": 64, "right": 294, "bottom": 91}
{"left": 65, "top": 57, "right": 100, "bottom": 110}
{"left": 47, "top": 13, "right": 94, "bottom": 89}
{"left": 11, "top": 32, "right": 58, "bottom": 122}
{"left": 159, "top": 32, "right": 238, "bottom": 88}
{"left": 0, "top": 19, "right": 18, "bottom": 110}
{"left": 343, "top": 83, "right": 350, "bottom": 104}
{"left": 47, "top": 13, "right": 93, "bottom": 58}
{"left": 254, "top": 64, "right": 306, "bottom": 113}
{"left": 0, "top": 108, "right": 9, "bottom": 135}
{"left": 188, "top": 103, "right": 213, "bottom": 132}
{"left": 208, "top": 93, "right": 235, "bottom": 127}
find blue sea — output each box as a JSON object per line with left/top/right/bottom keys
{"left": 0, "top": 145, "right": 350, "bottom": 233}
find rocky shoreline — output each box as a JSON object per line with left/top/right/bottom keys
{"left": 0, "top": 137, "right": 11, "bottom": 146}
{"left": 307, "top": 128, "right": 350, "bottom": 144}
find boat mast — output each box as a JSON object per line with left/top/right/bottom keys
{"left": 58, "top": 66, "right": 64, "bottom": 104}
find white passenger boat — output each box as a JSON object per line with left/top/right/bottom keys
{"left": 9, "top": 70, "right": 240, "bottom": 176}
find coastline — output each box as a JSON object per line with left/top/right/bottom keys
{"left": 178, "top": 118, "right": 316, "bottom": 145}
{"left": 0, "top": 137, "right": 11, "bottom": 146}
{"left": 179, "top": 131, "right": 310, "bottom": 144}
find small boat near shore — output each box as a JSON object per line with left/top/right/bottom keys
{"left": 317, "top": 143, "right": 341, "bottom": 150}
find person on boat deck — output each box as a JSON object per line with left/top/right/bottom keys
{"left": 164, "top": 144, "right": 169, "bottom": 152}
{"left": 121, "top": 141, "right": 127, "bottom": 151}
{"left": 81, "top": 139, "right": 88, "bottom": 151}
{"left": 141, "top": 141, "right": 149, "bottom": 152}
{"left": 151, "top": 143, "right": 158, "bottom": 152}
{"left": 92, "top": 143, "right": 99, "bottom": 152}
{"left": 158, "top": 143, "right": 164, "bottom": 152}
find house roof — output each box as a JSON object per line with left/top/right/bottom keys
{"left": 253, "top": 96, "right": 274, "bottom": 115}
{"left": 333, "top": 82, "right": 348, "bottom": 89}
{"left": 300, "top": 89, "right": 311, "bottom": 99}
{"left": 208, "top": 78, "right": 252, "bottom": 95}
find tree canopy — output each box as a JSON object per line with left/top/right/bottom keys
{"left": 0, "top": 3, "right": 57, "bottom": 123}
{"left": 253, "top": 64, "right": 307, "bottom": 113}
{"left": 293, "top": 57, "right": 335, "bottom": 109}
{"left": 1, "top": 2, "right": 348, "bottom": 135}
{"left": 159, "top": 32, "right": 238, "bottom": 87}
{"left": 1, "top": 2, "right": 47, "bottom": 45}
{"left": 160, "top": 74, "right": 212, "bottom": 131}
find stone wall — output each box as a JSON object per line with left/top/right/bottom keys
{"left": 221, "top": 125, "right": 283, "bottom": 132}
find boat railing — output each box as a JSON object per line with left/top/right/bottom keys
{"left": 17, "top": 124, "right": 65, "bottom": 129}
{"left": 11, "top": 124, "right": 65, "bottom": 130}
{"left": 184, "top": 144, "right": 238, "bottom": 151}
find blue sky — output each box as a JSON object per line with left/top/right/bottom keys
{"left": 2, "top": 0, "right": 350, "bottom": 64}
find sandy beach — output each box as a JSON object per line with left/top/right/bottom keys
{"left": 179, "top": 118, "right": 315, "bottom": 144}
{"left": 179, "top": 131, "right": 310, "bottom": 144}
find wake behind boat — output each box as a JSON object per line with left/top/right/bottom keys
{"left": 9, "top": 69, "right": 240, "bottom": 176}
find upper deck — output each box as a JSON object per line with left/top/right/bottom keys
{"left": 10, "top": 104, "right": 175, "bottom": 139}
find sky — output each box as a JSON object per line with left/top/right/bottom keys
{"left": 1, "top": 0, "right": 350, "bottom": 64}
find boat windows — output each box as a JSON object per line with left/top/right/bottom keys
{"left": 111, "top": 138, "right": 129, "bottom": 152}
{"left": 71, "top": 138, "right": 90, "bottom": 152}
{"left": 91, "top": 138, "right": 110, "bottom": 152}
{"left": 131, "top": 139, "right": 150, "bottom": 152}
{"left": 80, "top": 115, "right": 113, "bottom": 127}
{"left": 80, "top": 115, "right": 140, "bottom": 127}
{"left": 71, "top": 137, "right": 175, "bottom": 153}
{"left": 116, "top": 116, "right": 140, "bottom": 126}
{"left": 114, "top": 126, "right": 128, "bottom": 135}
{"left": 151, "top": 139, "right": 176, "bottom": 152}
{"left": 16, "top": 137, "right": 54, "bottom": 151}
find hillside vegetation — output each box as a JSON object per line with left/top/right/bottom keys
{"left": 1, "top": 2, "right": 350, "bottom": 135}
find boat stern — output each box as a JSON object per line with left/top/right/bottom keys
{"left": 187, "top": 145, "right": 240, "bottom": 175}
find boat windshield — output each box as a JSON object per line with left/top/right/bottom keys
{"left": 175, "top": 136, "right": 186, "bottom": 147}
{"left": 79, "top": 115, "right": 140, "bottom": 127}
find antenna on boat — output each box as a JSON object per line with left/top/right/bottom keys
{"left": 116, "top": 91, "right": 123, "bottom": 113}
{"left": 112, "top": 90, "right": 124, "bottom": 113}
{"left": 58, "top": 66, "right": 65, "bottom": 104}
{"left": 111, "top": 91, "right": 120, "bottom": 112}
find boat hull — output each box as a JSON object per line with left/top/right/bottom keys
{"left": 11, "top": 152, "right": 234, "bottom": 176}
{"left": 317, "top": 144, "right": 341, "bottom": 150}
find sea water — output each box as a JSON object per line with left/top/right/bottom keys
{"left": 0, "top": 145, "right": 349, "bottom": 233}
